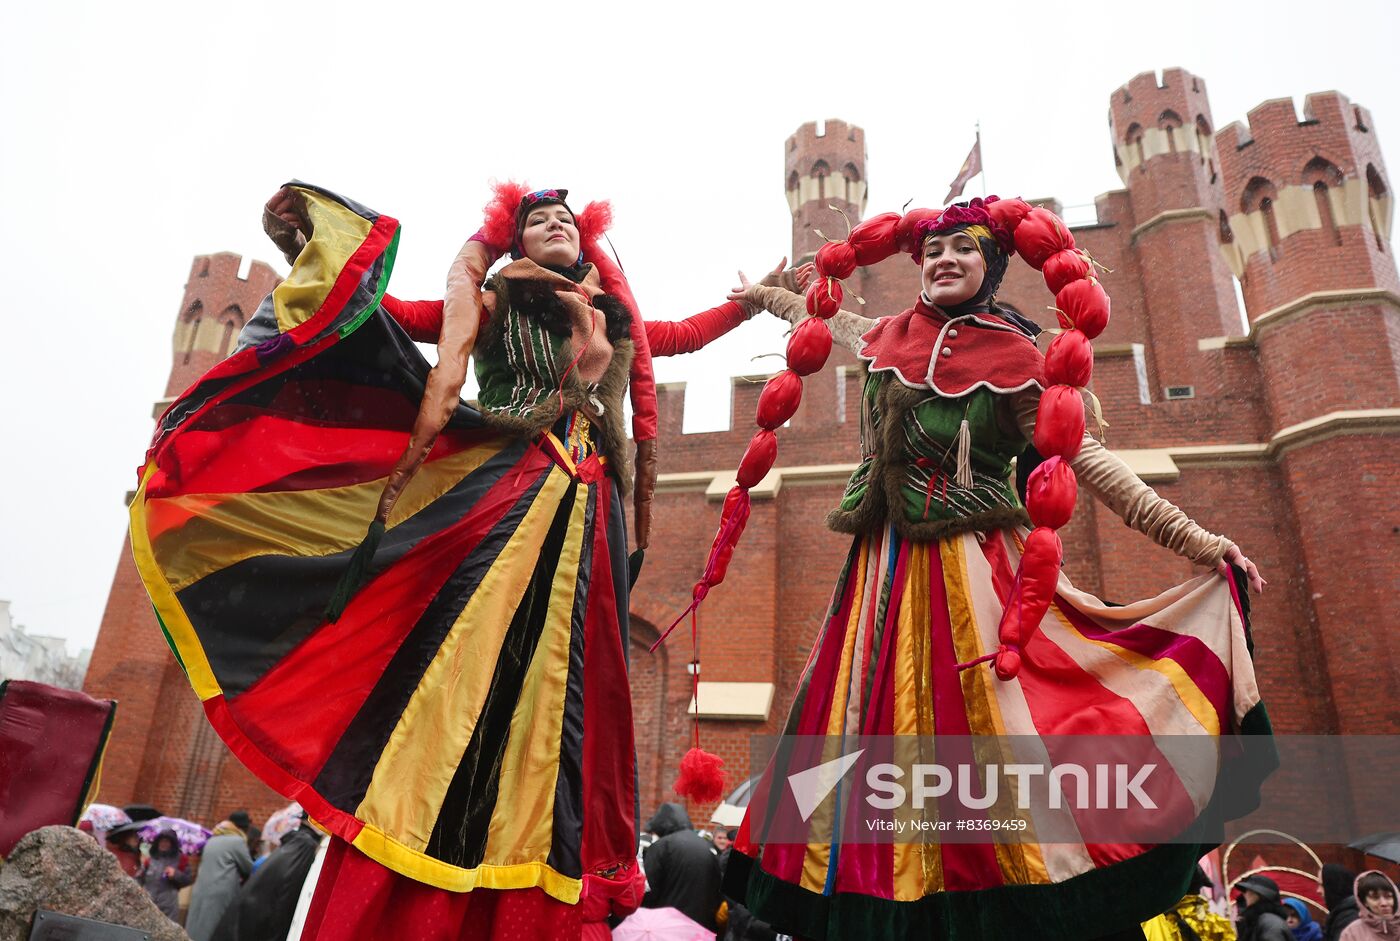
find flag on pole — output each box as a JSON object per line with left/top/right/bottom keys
{"left": 944, "top": 132, "right": 982, "bottom": 204}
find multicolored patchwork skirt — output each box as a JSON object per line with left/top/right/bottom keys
{"left": 725, "top": 525, "right": 1273, "bottom": 939}
{"left": 128, "top": 184, "right": 637, "bottom": 908}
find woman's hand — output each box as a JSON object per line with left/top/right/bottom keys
{"left": 781, "top": 262, "right": 817, "bottom": 294}
{"left": 1218, "top": 545, "right": 1266, "bottom": 594}
{"left": 262, "top": 186, "right": 310, "bottom": 263}
{"left": 727, "top": 268, "right": 765, "bottom": 314}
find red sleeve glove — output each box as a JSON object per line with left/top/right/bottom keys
{"left": 645, "top": 301, "right": 748, "bottom": 358}
{"left": 379, "top": 295, "right": 445, "bottom": 343}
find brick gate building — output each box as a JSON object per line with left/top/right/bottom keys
{"left": 85, "top": 69, "right": 1397, "bottom": 839}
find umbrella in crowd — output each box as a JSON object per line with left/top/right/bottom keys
{"left": 1349, "top": 832, "right": 1400, "bottom": 865}
{"left": 708, "top": 775, "right": 759, "bottom": 829}
{"left": 79, "top": 804, "right": 131, "bottom": 831}
{"left": 138, "top": 816, "right": 213, "bottom": 855}
{"left": 613, "top": 907, "right": 715, "bottom": 941}
{"left": 262, "top": 802, "right": 305, "bottom": 850}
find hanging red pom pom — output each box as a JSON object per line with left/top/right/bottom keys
{"left": 814, "top": 240, "right": 857, "bottom": 280}
{"left": 756, "top": 370, "right": 803, "bottom": 430}
{"left": 787, "top": 317, "right": 834, "bottom": 376}
{"left": 849, "top": 212, "right": 902, "bottom": 265}
{"left": 805, "top": 278, "right": 843, "bottom": 318}
{"left": 1033, "top": 385, "right": 1088, "bottom": 460}
{"left": 1025, "top": 456, "right": 1079, "bottom": 530}
{"left": 1044, "top": 329, "right": 1094, "bottom": 388}
{"left": 1054, "top": 279, "right": 1110, "bottom": 339}
{"left": 1013, "top": 208, "right": 1075, "bottom": 270}
{"left": 737, "top": 430, "right": 778, "bottom": 488}
{"left": 1042, "top": 249, "right": 1092, "bottom": 295}
{"left": 674, "top": 746, "right": 726, "bottom": 805}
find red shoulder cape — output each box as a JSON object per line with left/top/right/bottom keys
{"left": 857, "top": 298, "right": 1045, "bottom": 397}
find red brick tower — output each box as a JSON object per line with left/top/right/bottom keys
{"left": 784, "top": 119, "right": 868, "bottom": 265}
{"left": 1215, "top": 94, "right": 1400, "bottom": 743}
{"left": 1109, "top": 69, "right": 1245, "bottom": 397}
{"left": 84, "top": 254, "right": 285, "bottom": 825}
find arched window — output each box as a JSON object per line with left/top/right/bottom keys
{"left": 218, "top": 305, "right": 244, "bottom": 358}
{"left": 1367, "top": 164, "right": 1391, "bottom": 252}
{"left": 811, "top": 160, "right": 830, "bottom": 200}
{"left": 1242, "top": 177, "right": 1281, "bottom": 261}
{"left": 182, "top": 300, "right": 204, "bottom": 364}
{"left": 1159, "top": 110, "right": 1183, "bottom": 153}
{"left": 1195, "top": 115, "right": 1215, "bottom": 179}
{"left": 1303, "top": 157, "right": 1345, "bottom": 246}
{"left": 1124, "top": 123, "right": 1145, "bottom": 168}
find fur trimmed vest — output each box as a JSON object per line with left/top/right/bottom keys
{"left": 828, "top": 370, "right": 1031, "bottom": 541}
{"left": 474, "top": 259, "right": 635, "bottom": 489}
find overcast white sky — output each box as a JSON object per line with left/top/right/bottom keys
{"left": 2, "top": 0, "right": 1396, "bottom": 655}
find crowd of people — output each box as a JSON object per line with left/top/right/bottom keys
{"left": 87, "top": 806, "right": 324, "bottom": 941}
{"left": 87, "top": 794, "right": 1399, "bottom": 941}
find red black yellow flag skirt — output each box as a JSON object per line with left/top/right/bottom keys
{"left": 129, "top": 185, "right": 637, "bottom": 905}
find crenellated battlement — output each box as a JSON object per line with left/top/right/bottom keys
{"left": 167, "top": 252, "right": 282, "bottom": 396}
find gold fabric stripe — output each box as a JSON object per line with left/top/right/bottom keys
{"left": 941, "top": 536, "right": 1044, "bottom": 886}
{"left": 150, "top": 442, "right": 500, "bottom": 592}
{"left": 350, "top": 822, "right": 581, "bottom": 903}
{"left": 798, "top": 542, "right": 869, "bottom": 894}
{"left": 1049, "top": 607, "right": 1220, "bottom": 736}
{"left": 275, "top": 187, "right": 376, "bottom": 334}
{"left": 893, "top": 542, "right": 936, "bottom": 902}
{"left": 483, "top": 485, "right": 586, "bottom": 865}
{"left": 355, "top": 469, "right": 571, "bottom": 848}
{"left": 129, "top": 464, "right": 221, "bottom": 699}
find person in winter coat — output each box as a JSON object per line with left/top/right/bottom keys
{"left": 1143, "top": 866, "right": 1236, "bottom": 940}
{"left": 1284, "top": 898, "right": 1325, "bottom": 941}
{"left": 1340, "top": 870, "right": 1400, "bottom": 940}
{"left": 212, "top": 823, "right": 323, "bottom": 941}
{"left": 1236, "top": 876, "right": 1294, "bottom": 941}
{"left": 579, "top": 862, "right": 646, "bottom": 941}
{"left": 641, "top": 803, "right": 722, "bottom": 931}
{"left": 104, "top": 821, "right": 144, "bottom": 878}
{"left": 185, "top": 819, "right": 253, "bottom": 941}
{"left": 138, "top": 828, "right": 193, "bottom": 921}
{"left": 1326, "top": 864, "right": 1363, "bottom": 941}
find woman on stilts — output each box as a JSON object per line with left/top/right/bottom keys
{"left": 711, "top": 196, "right": 1274, "bottom": 939}
{"left": 129, "top": 179, "right": 800, "bottom": 940}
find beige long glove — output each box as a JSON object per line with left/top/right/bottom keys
{"left": 748, "top": 284, "right": 874, "bottom": 354}
{"left": 1010, "top": 389, "right": 1233, "bottom": 566}
{"left": 372, "top": 240, "right": 488, "bottom": 524}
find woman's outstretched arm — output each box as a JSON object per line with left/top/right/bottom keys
{"left": 737, "top": 281, "right": 876, "bottom": 355}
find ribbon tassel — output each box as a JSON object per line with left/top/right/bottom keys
{"left": 954, "top": 418, "right": 974, "bottom": 490}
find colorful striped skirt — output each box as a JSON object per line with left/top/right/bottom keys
{"left": 129, "top": 185, "right": 638, "bottom": 916}
{"left": 725, "top": 525, "right": 1272, "bottom": 939}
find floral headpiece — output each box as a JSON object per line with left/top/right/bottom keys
{"left": 915, "top": 196, "right": 1015, "bottom": 254}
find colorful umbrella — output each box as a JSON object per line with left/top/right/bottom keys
{"left": 612, "top": 907, "right": 715, "bottom": 941}
{"left": 138, "top": 816, "right": 213, "bottom": 855}
{"left": 262, "top": 802, "right": 305, "bottom": 850}
{"left": 79, "top": 803, "right": 131, "bottom": 831}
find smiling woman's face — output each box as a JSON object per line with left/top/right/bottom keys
{"left": 920, "top": 230, "right": 987, "bottom": 308}
{"left": 520, "top": 202, "right": 581, "bottom": 267}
